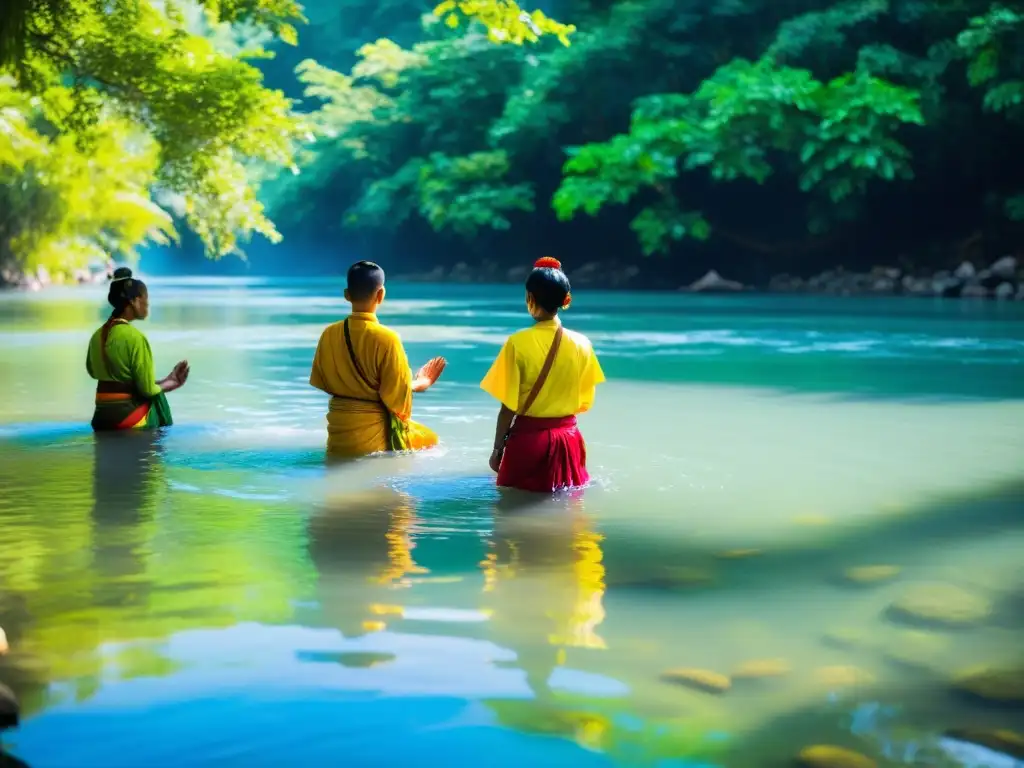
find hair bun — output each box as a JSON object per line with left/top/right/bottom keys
{"left": 111, "top": 267, "right": 133, "bottom": 281}
{"left": 534, "top": 257, "right": 562, "bottom": 270}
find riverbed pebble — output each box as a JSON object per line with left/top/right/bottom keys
{"left": 796, "top": 744, "right": 877, "bottom": 768}
{"left": 953, "top": 666, "right": 1024, "bottom": 705}
{"left": 660, "top": 668, "right": 731, "bottom": 693}
{"left": 842, "top": 565, "right": 900, "bottom": 585}
{"left": 815, "top": 666, "right": 875, "bottom": 687}
{"left": 888, "top": 583, "right": 991, "bottom": 627}
{"left": 881, "top": 630, "right": 946, "bottom": 670}
{"left": 732, "top": 658, "right": 792, "bottom": 679}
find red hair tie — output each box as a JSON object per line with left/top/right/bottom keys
{"left": 534, "top": 257, "right": 562, "bottom": 270}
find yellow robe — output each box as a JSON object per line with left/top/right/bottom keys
{"left": 480, "top": 318, "right": 605, "bottom": 417}
{"left": 309, "top": 312, "right": 438, "bottom": 457}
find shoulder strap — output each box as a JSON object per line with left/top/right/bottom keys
{"left": 518, "top": 325, "right": 564, "bottom": 416}
{"left": 343, "top": 318, "right": 376, "bottom": 392}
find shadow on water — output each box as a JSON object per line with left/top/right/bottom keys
{"left": 599, "top": 475, "right": 1024, "bottom": 597}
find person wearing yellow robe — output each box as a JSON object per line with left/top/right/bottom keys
{"left": 310, "top": 261, "right": 446, "bottom": 457}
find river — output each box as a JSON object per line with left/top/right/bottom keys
{"left": 1, "top": 277, "right": 1023, "bottom": 767}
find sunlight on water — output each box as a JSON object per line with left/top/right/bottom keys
{"left": 1, "top": 279, "right": 1023, "bottom": 767}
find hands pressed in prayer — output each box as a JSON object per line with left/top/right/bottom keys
{"left": 412, "top": 357, "right": 447, "bottom": 393}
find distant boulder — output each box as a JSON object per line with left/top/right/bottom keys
{"left": 686, "top": 270, "right": 744, "bottom": 293}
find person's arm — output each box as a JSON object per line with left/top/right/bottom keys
{"left": 577, "top": 343, "right": 607, "bottom": 414}
{"left": 378, "top": 334, "right": 414, "bottom": 421}
{"left": 492, "top": 405, "right": 515, "bottom": 452}
{"left": 131, "top": 335, "right": 166, "bottom": 398}
{"left": 309, "top": 333, "right": 329, "bottom": 393}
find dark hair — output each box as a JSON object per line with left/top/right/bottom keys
{"left": 525, "top": 264, "right": 571, "bottom": 314}
{"left": 347, "top": 260, "right": 385, "bottom": 302}
{"left": 107, "top": 267, "right": 146, "bottom": 317}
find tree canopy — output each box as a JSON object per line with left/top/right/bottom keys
{"left": 2, "top": 0, "right": 1023, "bottom": 282}
{"left": 267, "top": 0, "right": 1024, "bottom": 276}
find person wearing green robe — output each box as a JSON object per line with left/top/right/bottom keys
{"left": 86, "top": 267, "right": 189, "bottom": 431}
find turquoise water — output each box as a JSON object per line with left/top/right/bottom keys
{"left": 1, "top": 278, "right": 1023, "bottom": 767}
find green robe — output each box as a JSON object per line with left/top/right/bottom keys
{"left": 86, "top": 321, "right": 173, "bottom": 430}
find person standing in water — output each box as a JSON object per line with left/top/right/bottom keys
{"left": 310, "top": 260, "right": 447, "bottom": 457}
{"left": 481, "top": 258, "right": 605, "bottom": 492}
{"left": 86, "top": 268, "right": 189, "bottom": 430}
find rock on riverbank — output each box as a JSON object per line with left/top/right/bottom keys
{"left": 394, "top": 256, "right": 1024, "bottom": 299}
{"left": 770, "top": 256, "right": 1023, "bottom": 300}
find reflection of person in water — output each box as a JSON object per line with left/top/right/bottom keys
{"left": 481, "top": 494, "right": 607, "bottom": 701}
{"left": 306, "top": 487, "right": 425, "bottom": 638}
{"left": 91, "top": 430, "right": 163, "bottom": 603}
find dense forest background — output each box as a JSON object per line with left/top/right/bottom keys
{"left": 1, "top": 0, "right": 1023, "bottom": 286}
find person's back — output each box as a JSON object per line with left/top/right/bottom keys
{"left": 481, "top": 258, "right": 605, "bottom": 492}
{"left": 86, "top": 268, "right": 189, "bottom": 431}
{"left": 309, "top": 261, "right": 446, "bottom": 457}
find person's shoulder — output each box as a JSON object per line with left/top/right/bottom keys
{"left": 110, "top": 322, "right": 147, "bottom": 343}
{"left": 368, "top": 321, "right": 403, "bottom": 345}
{"left": 507, "top": 325, "right": 539, "bottom": 345}
{"left": 563, "top": 326, "right": 595, "bottom": 352}
{"left": 320, "top": 319, "right": 346, "bottom": 336}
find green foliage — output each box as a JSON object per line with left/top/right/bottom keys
{"left": 274, "top": 0, "right": 1024, "bottom": 263}
{"left": 0, "top": 0, "right": 303, "bottom": 277}
{"left": 554, "top": 57, "right": 923, "bottom": 253}
{"left": 0, "top": 76, "right": 175, "bottom": 273}
{"left": 270, "top": 29, "right": 533, "bottom": 238}
{"left": 431, "top": 0, "right": 575, "bottom": 46}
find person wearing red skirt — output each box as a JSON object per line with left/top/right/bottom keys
{"left": 480, "top": 258, "right": 606, "bottom": 493}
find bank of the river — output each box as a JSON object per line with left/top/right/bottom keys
{"left": 0, "top": 260, "right": 113, "bottom": 292}
{"left": 395, "top": 255, "right": 1024, "bottom": 300}
{"left": 4, "top": 253, "right": 1023, "bottom": 301}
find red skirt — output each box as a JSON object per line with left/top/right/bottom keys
{"left": 497, "top": 415, "right": 589, "bottom": 493}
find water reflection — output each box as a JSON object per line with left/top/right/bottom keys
{"left": 307, "top": 487, "right": 424, "bottom": 640}
{"left": 481, "top": 493, "right": 614, "bottom": 747}
{"left": 91, "top": 432, "right": 162, "bottom": 610}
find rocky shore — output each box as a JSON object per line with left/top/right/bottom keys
{"left": 0, "top": 261, "right": 114, "bottom": 291}
{"left": 395, "top": 256, "right": 1024, "bottom": 299}
{"left": 3, "top": 256, "right": 1022, "bottom": 300}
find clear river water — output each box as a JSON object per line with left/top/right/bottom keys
{"left": 0, "top": 277, "right": 1023, "bottom": 767}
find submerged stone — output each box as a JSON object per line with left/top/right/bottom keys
{"left": 797, "top": 745, "right": 877, "bottom": 768}
{"left": 944, "top": 728, "right": 1024, "bottom": 759}
{"left": 814, "top": 666, "right": 875, "bottom": 687}
{"left": 821, "top": 627, "right": 870, "bottom": 650}
{"left": 732, "top": 658, "right": 791, "bottom": 680}
{"left": 660, "top": 668, "right": 731, "bottom": 694}
{"left": 888, "top": 583, "right": 991, "bottom": 628}
{"left": 882, "top": 630, "right": 947, "bottom": 670}
{"left": 953, "top": 666, "right": 1024, "bottom": 705}
{"left": 715, "top": 548, "right": 762, "bottom": 560}
{"left": 842, "top": 565, "right": 900, "bottom": 585}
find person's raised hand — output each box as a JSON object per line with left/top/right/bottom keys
{"left": 415, "top": 357, "right": 447, "bottom": 387}
{"left": 172, "top": 360, "right": 190, "bottom": 386}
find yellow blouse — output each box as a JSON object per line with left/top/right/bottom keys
{"left": 310, "top": 313, "right": 412, "bottom": 420}
{"left": 480, "top": 319, "right": 605, "bottom": 417}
